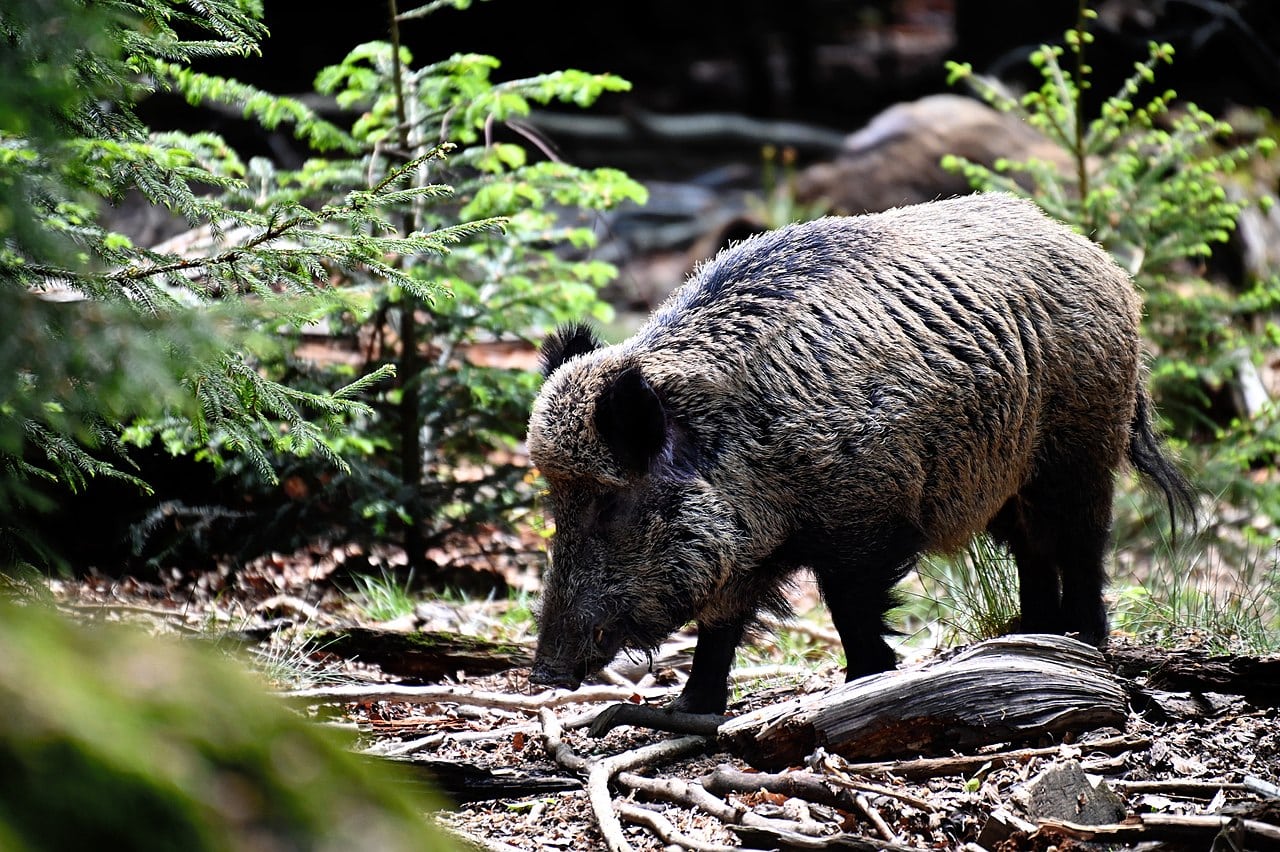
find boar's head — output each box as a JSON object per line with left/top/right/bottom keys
{"left": 525, "top": 325, "right": 739, "bottom": 690}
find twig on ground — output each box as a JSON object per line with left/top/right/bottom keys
{"left": 1109, "top": 778, "right": 1249, "bottom": 797}
{"left": 854, "top": 793, "right": 899, "bottom": 843}
{"left": 835, "top": 735, "right": 1152, "bottom": 780}
{"left": 284, "top": 682, "right": 671, "bottom": 709}
{"left": 587, "top": 736, "right": 710, "bottom": 852}
{"left": 619, "top": 770, "right": 832, "bottom": 837}
{"left": 539, "top": 707, "right": 587, "bottom": 772}
{"left": 615, "top": 801, "right": 739, "bottom": 852}
{"left": 702, "top": 765, "right": 935, "bottom": 815}
{"left": 807, "top": 754, "right": 937, "bottom": 810}
{"left": 540, "top": 708, "right": 629, "bottom": 851}
{"left": 824, "top": 776, "right": 936, "bottom": 811}
{"left": 59, "top": 602, "right": 204, "bottom": 633}
{"left": 600, "top": 667, "right": 642, "bottom": 689}
{"left": 729, "top": 823, "right": 934, "bottom": 851}
{"left": 372, "top": 722, "right": 540, "bottom": 757}
{"left": 540, "top": 707, "right": 711, "bottom": 852}
{"left": 1038, "top": 813, "right": 1280, "bottom": 847}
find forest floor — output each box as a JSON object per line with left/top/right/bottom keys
{"left": 43, "top": 537, "right": 1280, "bottom": 852}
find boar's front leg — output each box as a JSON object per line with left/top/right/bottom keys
{"left": 809, "top": 529, "right": 919, "bottom": 680}
{"left": 669, "top": 616, "right": 747, "bottom": 714}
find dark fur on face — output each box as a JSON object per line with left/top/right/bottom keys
{"left": 526, "top": 193, "right": 1195, "bottom": 712}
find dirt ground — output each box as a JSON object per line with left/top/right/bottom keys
{"left": 44, "top": 541, "right": 1280, "bottom": 852}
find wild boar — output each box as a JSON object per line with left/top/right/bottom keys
{"left": 526, "top": 192, "right": 1195, "bottom": 714}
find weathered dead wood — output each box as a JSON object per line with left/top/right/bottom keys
{"left": 719, "top": 635, "right": 1127, "bottom": 770}
{"left": 1105, "top": 642, "right": 1280, "bottom": 707}
{"left": 311, "top": 627, "right": 532, "bottom": 680}
{"left": 1016, "top": 759, "right": 1126, "bottom": 825}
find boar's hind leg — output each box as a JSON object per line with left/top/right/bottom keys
{"left": 670, "top": 616, "right": 748, "bottom": 714}
{"left": 990, "top": 469, "right": 1115, "bottom": 645}
{"left": 1052, "top": 473, "right": 1115, "bottom": 645}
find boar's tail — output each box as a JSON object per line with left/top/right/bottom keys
{"left": 1128, "top": 386, "right": 1199, "bottom": 547}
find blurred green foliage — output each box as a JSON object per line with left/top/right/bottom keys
{"left": 0, "top": 598, "right": 455, "bottom": 851}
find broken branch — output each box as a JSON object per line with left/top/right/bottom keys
{"left": 615, "top": 801, "right": 738, "bottom": 852}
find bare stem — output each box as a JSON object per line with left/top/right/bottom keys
{"left": 386, "top": 0, "right": 424, "bottom": 568}
{"left": 1074, "top": 0, "right": 1092, "bottom": 230}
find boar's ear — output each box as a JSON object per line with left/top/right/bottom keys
{"left": 539, "top": 323, "right": 602, "bottom": 378}
{"left": 595, "top": 366, "right": 666, "bottom": 474}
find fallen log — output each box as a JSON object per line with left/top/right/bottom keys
{"left": 1105, "top": 641, "right": 1280, "bottom": 707}
{"left": 718, "top": 635, "right": 1126, "bottom": 770}
{"left": 385, "top": 756, "right": 581, "bottom": 805}
{"left": 311, "top": 627, "right": 532, "bottom": 681}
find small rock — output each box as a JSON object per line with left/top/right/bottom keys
{"left": 1014, "top": 759, "right": 1126, "bottom": 825}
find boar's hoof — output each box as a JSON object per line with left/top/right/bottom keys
{"left": 668, "top": 689, "right": 728, "bottom": 716}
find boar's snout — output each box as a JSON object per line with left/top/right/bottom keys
{"left": 530, "top": 614, "right": 628, "bottom": 691}
{"left": 528, "top": 658, "right": 584, "bottom": 690}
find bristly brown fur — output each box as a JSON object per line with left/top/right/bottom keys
{"left": 526, "top": 193, "right": 1195, "bottom": 713}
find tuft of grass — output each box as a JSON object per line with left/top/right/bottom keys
{"left": 493, "top": 589, "right": 537, "bottom": 640}
{"left": 1112, "top": 539, "right": 1280, "bottom": 654}
{"left": 897, "top": 496, "right": 1279, "bottom": 657}
{"left": 345, "top": 568, "right": 419, "bottom": 623}
{"left": 899, "top": 535, "right": 1020, "bottom": 651}
{"left": 243, "top": 632, "right": 351, "bottom": 690}
{"left": 736, "top": 617, "right": 842, "bottom": 671}
{"left": 428, "top": 586, "right": 538, "bottom": 643}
